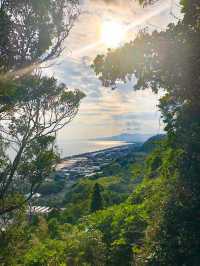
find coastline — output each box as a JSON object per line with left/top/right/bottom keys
{"left": 56, "top": 139, "right": 134, "bottom": 159}
{"left": 61, "top": 142, "right": 134, "bottom": 160}
{"left": 56, "top": 142, "right": 142, "bottom": 175}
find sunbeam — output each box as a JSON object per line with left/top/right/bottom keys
{"left": 71, "top": 1, "right": 172, "bottom": 57}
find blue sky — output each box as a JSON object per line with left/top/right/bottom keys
{"left": 44, "top": 0, "right": 180, "bottom": 140}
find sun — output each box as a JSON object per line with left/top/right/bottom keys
{"left": 101, "top": 20, "right": 125, "bottom": 48}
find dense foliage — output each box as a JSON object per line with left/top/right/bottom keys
{"left": 0, "top": 0, "right": 84, "bottom": 217}
{"left": 90, "top": 183, "right": 103, "bottom": 212}
{"left": 91, "top": 0, "right": 200, "bottom": 264}
{"left": 0, "top": 0, "right": 79, "bottom": 72}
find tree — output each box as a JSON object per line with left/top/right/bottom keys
{"left": 0, "top": 74, "right": 84, "bottom": 216}
{"left": 0, "top": 0, "right": 83, "bottom": 216}
{"left": 0, "top": 0, "right": 80, "bottom": 113}
{"left": 90, "top": 183, "right": 103, "bottom": 212}
{"left": 21, "top": 222, "right": 106, "bottom": 266}
{"left": 92, "top": 0, "right": 200, "bottom": 264}
{"left": 0, "top": 0, "right": 79, "bottom": 73}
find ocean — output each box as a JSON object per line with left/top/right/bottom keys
{"left": 56, "top": 140, "right": 128, "bottom": 158}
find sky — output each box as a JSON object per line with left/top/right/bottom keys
{"left": 44, "top": 0, "right": 181, "bottom": 141}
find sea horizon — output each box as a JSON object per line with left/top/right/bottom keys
{"left": 56, "top": 139, "right": 130, "bottom": 158}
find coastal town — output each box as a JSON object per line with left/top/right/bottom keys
{"left": 27, "top": 142, "right": 143, "bottom": 215}
{"left": 56, "top": 143, "right": 140, "bottom": 181}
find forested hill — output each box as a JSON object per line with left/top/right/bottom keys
{"left": 34, "top": 135, "right": 164, "bottom": 212}
{"left": 33, "top": 139, "right": 148, "bottom": 215}
{"left": 1, "top": 134, "right": 167, "bottom": 265}
{"left": 140, "top": 134, "right": 166, "bottom": 153}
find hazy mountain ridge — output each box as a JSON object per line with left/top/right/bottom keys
{"left": 95, "top": 133, "right": 154, "bottom": 143}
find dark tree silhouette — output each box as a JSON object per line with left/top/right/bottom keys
{"left": 90, "top": 183, "right": 103, "bottom": 213}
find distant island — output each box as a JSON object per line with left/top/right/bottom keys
{"left": 94, "top": 133, "right": 154, "bottom": 143}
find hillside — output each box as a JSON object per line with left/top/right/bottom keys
{"left": 35, "top": 143, "right": 147, "bottom": 221}
{"left": 35, "top": 136, "right": 160, "bottom": 213}
{"left": 18, "top": 135, "right": 167, "bottom": 266}
{"left": 140, "top": 134, "right": 166, "bottom": 153}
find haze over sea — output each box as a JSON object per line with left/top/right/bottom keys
{"left": 56, "top": 140, "right": 128, "bottom": 158}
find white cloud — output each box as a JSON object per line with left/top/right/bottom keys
{"left": 43, "top": 0, "right": 180, "bottom": 140}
